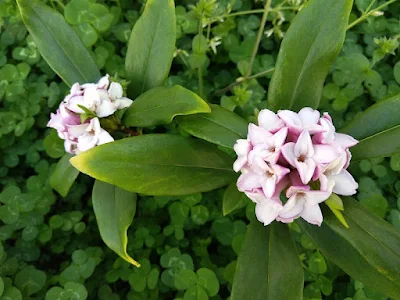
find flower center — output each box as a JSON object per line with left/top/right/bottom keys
{"left": 265, "top": 170, "right": 274, "bottom": 178}
{"left": 297, "top": 154, "right": 306, "bottom": 162}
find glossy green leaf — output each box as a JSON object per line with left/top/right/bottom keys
{"left": 125, "top": 0, "right": 176, "bottom": 97}
{"left": 223, "top": 182, "right": 247, "bottom": 216}
{"left": 267, "top": 0, "right": 353, "bottom": 111}
{"left": 123, "top": 85, "right": 210, "bottom": 127}
{"left": 231, "top": 222, "right": 304, "bottom": 300}
{"left": 299, "top": 197, "right": 400, "bottom": 299}
{"left": 176, "top": 104, "right": 248, "bottom": 149}
{"left": 340, "top": 93, "right": 400, "bottom": 160}
{"left": 70, "top": 134, "right": 236, "bottom": 196}
{"left": 50, "top": 154, "right": 79, "bottom": 197}
{"left": 92, "top": 180, "right": 139, "bottom": 267}
{"left": 16, "top": 0, "right": 100, "bottom": 86}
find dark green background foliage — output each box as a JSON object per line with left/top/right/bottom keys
{"left": 1, "top": 0, "right": 400, "bottom": 299}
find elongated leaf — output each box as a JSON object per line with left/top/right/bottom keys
{"left": 231, "top": 222, "right": 304, "bottom": 300}
{"left": 223, "top": 182, "right": 247, "bottom": 216}
{"left": 50, "top": 154, "right": 79, "bottom": 197}
{"left": 340, "top": 93, "right": 400, "bottom": 160}
{"left": 176, "top": 105, "right": 248, "bottom": 149}
{"left": 125, "top": 0, "right": 176, "bottom": 97}
{"left": 93, "top": 180, "right": 139, "bottom": 267}
{"left": 299, "top": 197, "right": 400, "bottom": 299}
{"left": 70, "top": 134, "right": 236, "bottom": 196}
{"left": 17, "top": 0, "right": 100, "bottom": 86}
{"left": 267, "top": 0, "right": 353, "bottom": 111}
{"left": 123, "top": 85, "right": 210, "bottom": 127}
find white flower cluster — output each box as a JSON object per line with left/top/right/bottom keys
{"left": 47, "top": 75, "right": 132, "bottom": 155}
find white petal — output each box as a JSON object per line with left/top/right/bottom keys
{"left": 237, "top": 172, "right": 262, "bottom": 191}
{"left": 234, "top": 139, "right": 251, "bottom": 156}
{"left": 68, "top": 124, "right": 89, "bottom": 138}
{"left": 279, "top": 195, "right": 305, "bottom": 219}
{"left": 258, "top": 109, "right": 283, "bottom": 132}
{"left": 65, "top": 96, "right": 86, "bottom": 113}
{"left": 329, "top": 170, "right": 358, "bottom": 196}
{"left": 298, "top": 107, "right": 320, "bottom": 126}
{"left": 255, "top": 199, "right": 282, "bottom": 226}
{"left": 334, "top": 133, "right": 358, "bottom": 149}
{"left": 97, "top": 74, "right": 110, "bottom": 89}
{"left": 248, "top": 124, "right": 272, "bottom": 145}
{"left": 261, "top": 176, "right": 276, "bottom": 198}
{"left": 313, "top": 144, "right": 339, "bottom": 164}
{"left": 83, "top": 86, "right": 101, "bottom": 109}
{"left": 114, "top": 98, "right": 133, "bottom": 109}
{"left": 96, "top": 100, "right": 118, "bottom": 118}
{"left": 295, "top": 158, "right": 316, "bottom": 184}
{"left": 233, "top": 156, "right": 248, "bottom": 172}
{"left": 301, "top": 204, "right": 323, "bottom": 226}
{"left": 272, "top": 127, "right": 288, "bottom": 148}
{"left": 77, "top": 134, "right": 98, "bottom": 152}
{"left": 282, "top": 143, "right": 296, "bottom": 166}
{"left": 108, "top": 82, "right": 123, "bottom": 99}
{"left": 97, "top": 129, "right": 114, "bottom": 145}
{"left": 294, "top": 130, "right": 314, "bottom": 157}
{"left": 304, "top": 189, "right": 332, "bottom": 205}
{"left": 277, "top": 110, "right": 301, "bottom": 127}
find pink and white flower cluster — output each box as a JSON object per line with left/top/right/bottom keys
{"left": 47, "top": 75, "right": 133, "bottom": 155}
{"left": 234, "top": 108, "right": 359, "bottom": 226}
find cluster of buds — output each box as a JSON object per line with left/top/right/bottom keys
{"left": 47, "top": 75, "right": 133, "bottom": 155}
{"left": 234, "top": 108, "right": 359, "bottom": 226}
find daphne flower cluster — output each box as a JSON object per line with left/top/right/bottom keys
{"left": 47, "top": 75, "right": 133, "bottom": 155}
{"left": 234, "top": 108, "right": 359, "bottom": 226}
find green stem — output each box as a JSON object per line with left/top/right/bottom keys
{"left": 347, "top": 0, "right": 398, "bottom": 30}
{"left": 245, "top": 0, "right": 273, "bottom": 78}
{"left": 197, "top": 20, "right": 204, "bottom": 98}
{"left": 213, "top": 68, "right": 275, "bottom": 96}
{"left": 365, "top": 0, "right": 377, "bottom": 13}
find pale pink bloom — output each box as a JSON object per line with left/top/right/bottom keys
{"left": 258, "top": 109, "right": 285, "bottom": 133}
{"left": 233, "top": 139, "right": 252, "bottom": 172}
{"left": 278, "top": 185, "right": 333, "bottom": 226}
{"left": 281, "top": 130, "right": 317, "bottom": 184}
{"left": 47, "top": 103, "right": 81, "bottom": 138}
{"left": 68, "top": 118, "right": 114, "bottom": 154}
{"left": 278, "top": 107, "right": 324, "bottom": 134}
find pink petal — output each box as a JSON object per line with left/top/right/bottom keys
{"left": 313, "top": 144, "right": 339, "bottom": 164}
{"left": 261, "top": 176, "right": 277, "bottom": 198}
{"left": 329, "top": 170, "right": 358, "bottom": 196}
{"left": 245, "top": 189, "right": 266, "bottom": 204}
{"left": 298, "top": 107, "right": 320, "bottom": 126}
{"left": 248, "top": 124, "right": 272, "bottom": 145}
{"left": 255, "top": 199, "right": 282, "bottom": 226}
{"left": 301, "top": 204, "right": 323, "bottom": 226}
{"left": 281, "top": 143, "right": 296, "bottom": 167}
{"left": 295, "top": 158, "right": 316, "bottom": 184}
{"left": 294, "top": 130, "right": 314, "bottom": 158}
{"left": 272, "top": 127, "right": 288, "bottom": 148}
{"left": 258, "top": 109, "right": 284, "bottom": 132}
{"left": 237, "top": 172, "right": 262, "bottom": 192}
{"left": 304, "top": 189, "right": 332, "bottom": 205}
{"left": 334, "top": 133, "right": 358, "bottom": 149}
{"left": 277, "top": 110, "right": 301, "bottom": 127}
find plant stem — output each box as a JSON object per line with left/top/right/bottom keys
{"left": 365, "top": 0, "right": 377, "bottom": 13}
{"left": 347, "top": 0, "right": 398, "bottom": 30}
{"left": 245, "top": 0, "right": 273, "bottom": 78}
{"left": 197, "top": 20, "right": 204, "bottom": 98}
{"left": 213, "top": 68, "right": 275, "bottom": 96}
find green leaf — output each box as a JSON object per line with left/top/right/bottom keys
{"left": 92, "top": 180, "right": 139, "bottom": 267}
{"left": 50, "top": 154, "right": 79, "bottom": 198}
{"left": 196, "top": 268, "right": 219, "bottom": 297}
{"left": 125, "top": 0, "right": 176, "bottom": 97}
{"left": 299, "top": 197, "right": 400, "bottom": 299}
{"left": 14, "top": 266, "right": 46, "bottom": 296}
{"left": 176, "top": 104, "right": 248, "bottom": 149}
{"left": 70, "top": 134, "right": 235, "bottom": 196}
{"left": 123, "top": 85, "right": 210, "bottom": 127}
{"left": 223, "top": 182, "right": 247, "bottom": 216}
{"left": 340, "top": 93, "right": 400, "bottom": 160}
{"left": 43, "top": 130, "right": 65, "bottom": 159}
{"left": 231, "top": 222, "right": 304, "bottom": 300}
{"left": 16, "top": 0, "right": 100, "bottom": 86}
{"left": 267, "top": 0, "right": 353, "bottom": 111}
